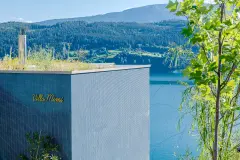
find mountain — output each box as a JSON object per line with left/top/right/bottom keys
{"left": 37, "top": 4, "right": 185, "bottom": 25}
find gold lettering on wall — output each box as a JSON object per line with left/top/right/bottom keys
{"left": 33, "top": 94, "right": 64, "bottom": 103}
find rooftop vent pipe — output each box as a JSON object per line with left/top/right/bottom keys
{"left": 18, "top": 28, "right": 27, "bottom": 65}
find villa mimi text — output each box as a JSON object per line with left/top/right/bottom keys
{"left": 33, "top": 94, "right": 64, "bottom": 103}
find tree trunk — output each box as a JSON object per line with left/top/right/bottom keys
{"left": 213, "top": 71, "right": 221, "bottom": 160}
{"left": 213, "top": 3, "right": 225, "bottom": 160}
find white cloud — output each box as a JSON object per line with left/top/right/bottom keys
{"left": 18, "top": 17, "right": 24, "bottom": 21}
{"left": 11, "top": 17, "right": 32, "bottom": 23}
{"left": 25, "top": 20, "right": 33, "bottom": 23}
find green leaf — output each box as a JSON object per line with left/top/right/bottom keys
{"left": 228, "top": 80, "right": 235, "bottom": 87}
{"left": 183, "top": 66, "right": 191, "bottom": 76}
{"left": 191, "top": 5, "right": 197, "bottom": 10}
{"left": 231, "top": 107, "right": 240, "bottom": 111}
{"left": 210, "top": 76, "right": 217, "bottom": 83}
{"left": 224, "top": 20, "right": 232, "bottom": 26}
{"left": 237, "top": 1, "right": 240, "bottom": 7}
{"left": 191, "top": 59, "right": 202, "bottom": 69}
{"left": 182, "top": 26, "right": 193, "bottom": 37}
{"left": 190, "top": 70, "right": 202, "bottom": 80}
{"left": 198, "top": 6, "right": 208, "bottom": 13}
{"left": 198, "top": 51, "right": 207, "bottom": 63}
{"left": 220, "top": 54, "right": 234, "bottom": 62}
{"left": 166, "top": 0, "right": 179, "bottom": 12}
{"left": 208, "top": 62, "right": 217, "bottom": 72}
{"left": 190, "top": 35, "right": 202, "bottom": 44}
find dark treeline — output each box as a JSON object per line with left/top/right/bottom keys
{"left": 0, "top": 20, "right": 186, "bottom": 58}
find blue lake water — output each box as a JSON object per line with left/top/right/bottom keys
{"left": 150, "top": 73, "right": 198, "bottom": 160}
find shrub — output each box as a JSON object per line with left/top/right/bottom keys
{"left": 19, "top": 132, "right": 61, "bottom": 160}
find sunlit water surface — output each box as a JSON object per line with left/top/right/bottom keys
{"left": 150, "top": 73, "right": 198, "bottom": 160}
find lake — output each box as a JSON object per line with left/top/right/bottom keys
{"left": 150, "top": 73, "right": 198, "bottom": 160}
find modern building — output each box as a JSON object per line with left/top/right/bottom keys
{"left": 0, "top": 65, "right": 150, "bottom": 160}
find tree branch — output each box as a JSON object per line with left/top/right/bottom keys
{"left": 220, "top": 64, "right": 236, "bottom": 90}
{"left": 230, "top": 83, "right": 240, "bottom": 105}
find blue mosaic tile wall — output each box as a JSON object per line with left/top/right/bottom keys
{"left": 0, "top": 74, "right": 72, "bottom": 160}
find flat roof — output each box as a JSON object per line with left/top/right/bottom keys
{"left": 0, "top": 65, "right": 151, "bottom": 75}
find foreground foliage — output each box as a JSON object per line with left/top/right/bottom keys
{"left": 167, "top": 0, "right": 240, "bottom": 159}
{"left": 164, "top": 43, "right": 195, "bottom": 69}
{"left": 19, "top": 132, "right": 61, "bottom": 160}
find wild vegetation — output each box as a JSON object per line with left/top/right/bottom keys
{"left": 0, "top": 47, "right": 113, "bottom": 71}
{"left": 167, "top": 0, "right": 240, "bottom": 159}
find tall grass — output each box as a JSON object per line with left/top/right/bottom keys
{"left": 0, "top": 47, "right": 112, "bottom": 71}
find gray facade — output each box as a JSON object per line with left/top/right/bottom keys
{"left": 0, "top": 66, "right": 150, "bottom": 160}
{"left": 0, "top": 74, "right": 72, "bottom": 159}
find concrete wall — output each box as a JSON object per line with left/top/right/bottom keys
{"left": 71, "top": 67, "right": 150, "bottom": 160}
{"left": 0, "top": 74, "right": 72, "bottom": 160}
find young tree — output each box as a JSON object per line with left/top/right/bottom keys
{"left": 167, "top": 0, "right": 240, "bottom": 160}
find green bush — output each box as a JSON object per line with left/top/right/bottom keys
{"left": 19, "top": 132, "right": 61, "bottom": 160}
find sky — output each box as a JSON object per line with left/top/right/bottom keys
{"left": 0, "top": 0, "right": 171, "bottom": 23}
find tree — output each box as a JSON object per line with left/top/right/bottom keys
{"left": 167, "top": 0, "right": 240, "bottom": 160}
{"left": 77, "top": 49, "right": 89, "bottom": 62}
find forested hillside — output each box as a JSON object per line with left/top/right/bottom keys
{"left": 0, "top": 20, "right": 186, "bottom": 55}
{"left": 0, "top": 20, "right": 188, "bottom": 72}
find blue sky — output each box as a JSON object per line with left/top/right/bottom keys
{"left": 0, "top": 0, "right": 171, "bottom": 23}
